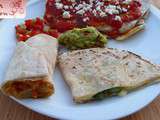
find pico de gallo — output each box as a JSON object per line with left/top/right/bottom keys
{"left": 15, "top": 17, "right": 59, "bottom": 42}
{"left": 44, "top": 0, "right": 143, "bottom": 39}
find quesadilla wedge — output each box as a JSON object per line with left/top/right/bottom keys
{"left": 1, "top": 34, "right": 58, "bottom": 99}
{"left": 58, "top": 48, "right": 160, "bottom": 103}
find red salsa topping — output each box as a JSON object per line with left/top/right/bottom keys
{"left": 44, "top": 0, "right": 142, "bottom": 38}
{"left": 15, "top": 17, "right": 60, "bottom": 42}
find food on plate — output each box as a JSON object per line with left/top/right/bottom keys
{"left": 15, "top": 17, "right": 59, "bottom": 42}
{"left": 1, "top": 34, "right": 58, "bottom": 99}
{"left": 58, "top": 48, "right": 160, "bottom": 103}
{"left": 44, "top": 0, "right": 148, "bottom": 40}
{"left": 58, "top": 27, "right": 107, "bottom": 50}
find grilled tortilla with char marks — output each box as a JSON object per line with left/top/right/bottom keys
{"left": 58, "top": 48, "right": 160, "bottom": 103}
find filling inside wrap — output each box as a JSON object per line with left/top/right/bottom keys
{"left": 2, "top": 76, "right": 54, "bottom": 98}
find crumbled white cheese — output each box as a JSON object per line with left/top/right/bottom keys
{"left": 93, "top": 9, "right": 97, "bottom": 16}
{"left": 53, "top": 0, "right": 131, "bottom": 18}
{"left": 123, "top": 0, "right": 132, "bottom": 4}
{"left": 75, "top": 4, "right": 84, "bottom": 10}
{"left": 95, "top": 1, "right": 104, "bottom": 6}
{"left": 64, "top": 5, "right": 69, "bottom": 9}
{"left": 72, "top": 3, "right": 76, "bottom": 7}
{"left": 105, "top": 8, "right": 119, "bottom": 15}
{"left": 100, "top": 12, "right": 107, "bottom": 17}
{"left": 63, "top": 11, "right": 71, "bottom": 18}
{"left": 83, "top": 17, "right": 90, "bottom": 22}
{"left": 76, "top": 9, "right": 85, "bottom": 15}
{"left": 115, "top": 15, "right": 121, "bottom": 21}
{"left": 55, "top": 0, "right": 61, "bottom": 2}
{"left": 70, "top": 6, "right": 73, "bottom": 9}
{"left": 68, "top": 0, "right": 75, "bottom": 2}
{"left": 83, "top": 4, "right": 92, "bottom": 11}
{"left": 107, "top": 5, "right": 117, "bottom": 9}
{"left": 116, "top": 6, "right": 122, "bottom": 11}
{"left": 96, "top": 6, "right": 101, "bottom": 11}
{"left": 55, "top": 3, "right": 63, "bottom": 9}
{"left": 122, "top": 8, "right": 128, "bottom": 12}
{"left": 105, "top": 5, "right": 119, "bottom": 15}
{"left": 75, "top": 2, "right": 92, "bottom": 16}
{"left": 89, "top": 0, "right": 94, "bottom": 5}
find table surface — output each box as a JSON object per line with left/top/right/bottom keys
{"left": 1, "top": 1, "right": 160, "bottom": 120}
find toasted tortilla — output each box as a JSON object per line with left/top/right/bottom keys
{"left": 1, "top": 34, "right": 58, "bottom": 99}
{"left": 115, "top": 9, "right": 150, "bottom": 41}
{"left": 58, "top": 48, "right": 160, "bottom": 103}
{"left": 97, "top": 9, "right": 150, "bottom": 41}
{"left": 115, "top": 23, "right": 145, "bottom": 41}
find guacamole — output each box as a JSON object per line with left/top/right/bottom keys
{"left": 58, "top": 27, "right": 107, "bottom": 50}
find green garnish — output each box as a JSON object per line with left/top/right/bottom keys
{"left": 58, "top": 27, "right": 107, "bottom": 50}
{"left": 93, "top": 87, "right": 127, "bottom": 100}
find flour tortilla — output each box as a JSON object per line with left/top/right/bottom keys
{"left": 58, "top": 48, "right": 160, "bottom": 103}
{"left": 1, "top": 34, "right": 58, "bottom": 99}
{"left": 115, "top": 9, "right": 150, "bottom": 40}
{"left": 97, "top": 9, "right": 149, "bottom": 41}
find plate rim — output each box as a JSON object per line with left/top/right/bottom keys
{"left": 1, "top": 1, "right": 160, "bottom": 120}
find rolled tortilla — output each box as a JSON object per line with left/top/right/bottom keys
{"left": 1, "top": 34, "right": 58, "bottom": 99}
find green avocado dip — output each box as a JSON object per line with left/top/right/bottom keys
{"left": 58, "top": 27, "right": 107, "bottom": 50}
{"left": 93, "top": 87, "right": 128, "bottom": 100}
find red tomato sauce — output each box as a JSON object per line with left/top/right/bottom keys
{"left": 44, "top": 0, "right": 142, "bottom": 38}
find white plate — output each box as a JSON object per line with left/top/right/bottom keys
{"left": 0, "top": 1, "right": 160, "bottom": 120}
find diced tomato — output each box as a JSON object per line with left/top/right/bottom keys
{"left": 15, "top": 25, "right": 27, "bottom": 34}
{"left": 25, "top": 19, "right": 34, "bottom": 29}
{"left": 31, "top": 30, "right": 41, "bottom": 36}
{"left": 121, "top": 10, "right": 142, "bottom": 22}
{"left": 48, "top": 29, "right": 60, "bottom": 38}
{"left": 35, "top": 17, "right": 43, "bottom": 25}
{"left": 130, "top": 1, "right": 142, "bottom": 10}
{"left": 106, "top": 16, "right": 123, "bottom": 29}
{"left": 17, "top": 33, "right": 28, "bottom": 42}
{"left": 15, "top": 17, "right": 60, "bottom": 42}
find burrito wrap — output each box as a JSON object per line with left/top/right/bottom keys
{"left": 1, "top": 34, "right": 58, "bottom": 98}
